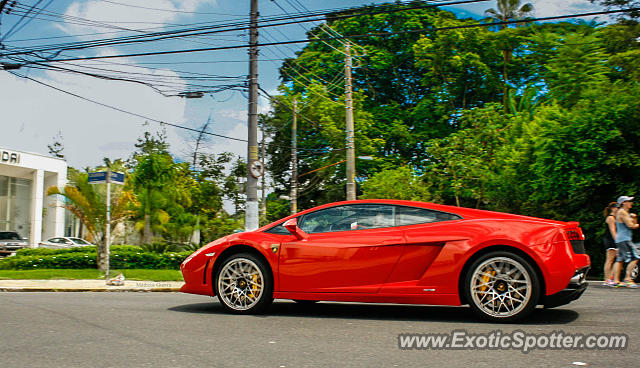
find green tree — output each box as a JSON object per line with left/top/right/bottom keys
{"left": 223, "top": 157, "right": 247, "bottom": 222}
{"left": 131, "top": 131, "right": 177, "bottom": 244}
{"left": 360, "top": 166, "right": 431, "bottom": 201}
{"left": 485, "top": 0, "right": 534, "bottom": 108}
{"left": 422, "top": 104, "right": 509, "bottom": 208}
{"left": 47, "top": 169, "right": 135, "bottom": 272}
{"left": 544, "top": 31, "right": 608, "bottom": 107}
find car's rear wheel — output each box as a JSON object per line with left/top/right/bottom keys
{"left": 214, "top": 253, "right": 273, "bottom": 314}
{"left": 464, "top": 251, "right": 540, "bottom": 323}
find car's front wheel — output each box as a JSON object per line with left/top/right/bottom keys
{"left": 214, "top": 253, "right": 273, "bottom": 314}
{"left": 464, "top": 251, "right": 540, "bottom": 323}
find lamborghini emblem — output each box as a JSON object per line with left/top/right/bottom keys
{"left": 270, "top": 244, "right": 279, "bottom": 253}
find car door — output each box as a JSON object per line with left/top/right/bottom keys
{"left": 380, "top": 205, "right": 464, "bottom": 294}
{"left": 278, "top": 204, "right": 405, "bottom": 293}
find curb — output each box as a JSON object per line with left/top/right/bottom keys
{"left": 0, "top": 287, "right": 182, "bottom": 292}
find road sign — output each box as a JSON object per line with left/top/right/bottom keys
{"left": 88, "top": 171, "right": 125, "bottom": 184}
{"left": 88, "top": 171, "right": 108, "bottom": 184}
{"left": 250, "top": 160, "right": 264, "bottom": 178}
{"left": 109, "top": 172, "right": 125, "bottom": 184}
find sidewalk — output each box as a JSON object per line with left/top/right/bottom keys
{"left": 0, "top": 279, "right": 184, "bottom": 292}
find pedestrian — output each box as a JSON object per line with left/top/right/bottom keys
{"left": 602, "top": 202, "right": 620, "bottom": 286}
{"left": 612, "top": 196, "right": 640, "bottom": 288}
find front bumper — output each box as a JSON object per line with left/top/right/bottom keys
{"left": 543, "top": 267, "right": 589, "bottom": 308}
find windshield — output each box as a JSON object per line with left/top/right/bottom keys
{"left": 0, "top": 232, "right": 21, "bottom": 240}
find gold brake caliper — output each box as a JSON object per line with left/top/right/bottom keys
{"left": 249, "top": 274, "right": 259, "bottom": 298}
{"left": 479, "top": 268, "right": 495, "bottom": 293}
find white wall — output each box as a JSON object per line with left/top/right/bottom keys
{"left": 0, "top": 147, "right": 67, "bottom": 246}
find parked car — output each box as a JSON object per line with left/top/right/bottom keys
{"left": 39, "top": 237, "right": 94, "bottom": 249}
{"left": 180, "top": 199, "right": 591, "bottom": 322}
{"left": 0, "top": 231, "right": 28, "bottom": 256}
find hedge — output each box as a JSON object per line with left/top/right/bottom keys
{"left": 14, "top": 245, "right": 144, "bottom": 257}
{"left": 0, "top": 247, "right": 191, "bottom": 270}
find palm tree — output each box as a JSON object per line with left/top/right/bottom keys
{"left": 485, "top": 0, "right": 534, "bottom": 110}
{"left": 485, "top": 0, "right": 534, "bottom": 29}
{"left": 47, "top": 169, "right": 136, "bottom": 272}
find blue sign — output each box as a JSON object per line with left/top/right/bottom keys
{"left": 88, "top": 172, "right": 107, "bottom": 183}
{"left": 109, "top": 172, "right": 125, "bottom": 184}
{"left": 88, "top": 171, "right": 125, "bottom": 184}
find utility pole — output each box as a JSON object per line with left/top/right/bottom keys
{"left": 0, "top": 0, "right": 10, "bottom": 44}
{"left": 345, "top": 43, "right": 356, "bottom": 201}
{"left": 290, "top": 98, "right": 298, "bottom": 214}
{"left": 245, "top": 0, "right": 260, "bottom": 231}
{"left": 260, "top": 122, "right": 266, "bottom": 221}
{"left": 0, "top": 0, "right": 9, "bottom": 17}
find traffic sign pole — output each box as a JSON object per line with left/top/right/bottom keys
{"left": 88, "top": 170, "right": 123, "bottom": 282}
{"left": 105, "top": 169, "right": 111, "bottom": 282}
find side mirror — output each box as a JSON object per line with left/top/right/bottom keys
{"left": 283, "top": 218, "right": 308, "bottom": 240}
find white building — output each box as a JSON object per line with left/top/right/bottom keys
{"left": 0, "top": 147, "right": 67, "bottom": 247}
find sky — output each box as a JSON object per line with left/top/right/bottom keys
{"left": 0, "top": 0, "right": 606, "bottom": 169}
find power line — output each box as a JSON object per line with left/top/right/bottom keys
{"left": 3, "top": 4, "right": 251, "bottom": 52}
{"left": 7, "top": 71, "right": 249, "bottom": 142}
{"left": 1, "top": 0, "right": 46, "bottom": 42}
{"left": 95, "top": 0, "right": 245, "bottom": 16}
{"left": 1, "top": 0, "right": 53, "bottom": 42}
{"left": 16, "top": 7, "right": 638, "bottom": 65}
{"left": 2, "top": 0, "right": 492, "bottom": 58}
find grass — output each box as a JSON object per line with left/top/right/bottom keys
{"left": 0, "top": 269, "right": 184, "bottom": 281}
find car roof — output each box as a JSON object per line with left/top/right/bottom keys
{"left": 257, "top": 199, "right": 567, "bottom": 231}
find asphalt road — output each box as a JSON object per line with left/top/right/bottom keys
{"left": 0, "top": 285, "right": 637, "bottom": 368}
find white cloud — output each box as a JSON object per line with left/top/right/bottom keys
{"left": 218, "top": 109, "right": 247, "bottom": 122}
{"left": 60, "top": 0, "right": 217, "bottom": 34}
{"left": 0, "top": 58, "right": 193, "bottom": 168}
{"left": 0, "top": 0, "right": 252, "bottom": 169}
{"left": 453, "top": 0, "right": 605, "bottom": 21}
{"left": 531, "top": 0, "right": 604, "bottom": 18}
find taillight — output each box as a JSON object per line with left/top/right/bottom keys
{"left": 565, "top": 230, "right": 582, "bottom": 241}
{"left": 565, "top": 228, "right": 586, "bottom": 254}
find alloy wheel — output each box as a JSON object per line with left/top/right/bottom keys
{"left": 469, "top": 256, "right": 533, "bottom": 319}
{"left": 217, "top": 257, "right": 265, "bottom": 311}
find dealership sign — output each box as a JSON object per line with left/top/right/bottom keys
{"left": 1, "top": 150, "right": 20, "bottom": 164}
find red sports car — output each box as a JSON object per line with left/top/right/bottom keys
{"left": 180, "top": 200, "right": 590, "bottom": 322}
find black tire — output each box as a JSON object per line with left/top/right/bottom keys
{"left": 463, "top": 251, "right": 540, "bottom": 323}
{"left": 214, "top": 253, "right": 273, "bottom": 314}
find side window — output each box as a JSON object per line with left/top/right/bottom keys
{"left": 299, "top": 204, "right": 395, "bottom": 234}
{"left": 299, "top": 206, "right": 357, "bottom": 233}
{"left": 264, "top": 223, "right": 291, "bottom": 235}
{"left": 353, "top": 204, "right": 395, "bottom": 229}
{"left": 395, "top": 206, "right": 461, "bottom": 226}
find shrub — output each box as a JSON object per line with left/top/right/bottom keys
{"left": 140, "top": 241, "right": 182, "bottom": 254}
{"left": 0, "top": 249, "right": 191, "bottom": 270}
{"left": 16, "top": 246, "right": 98, "bottom": 257}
